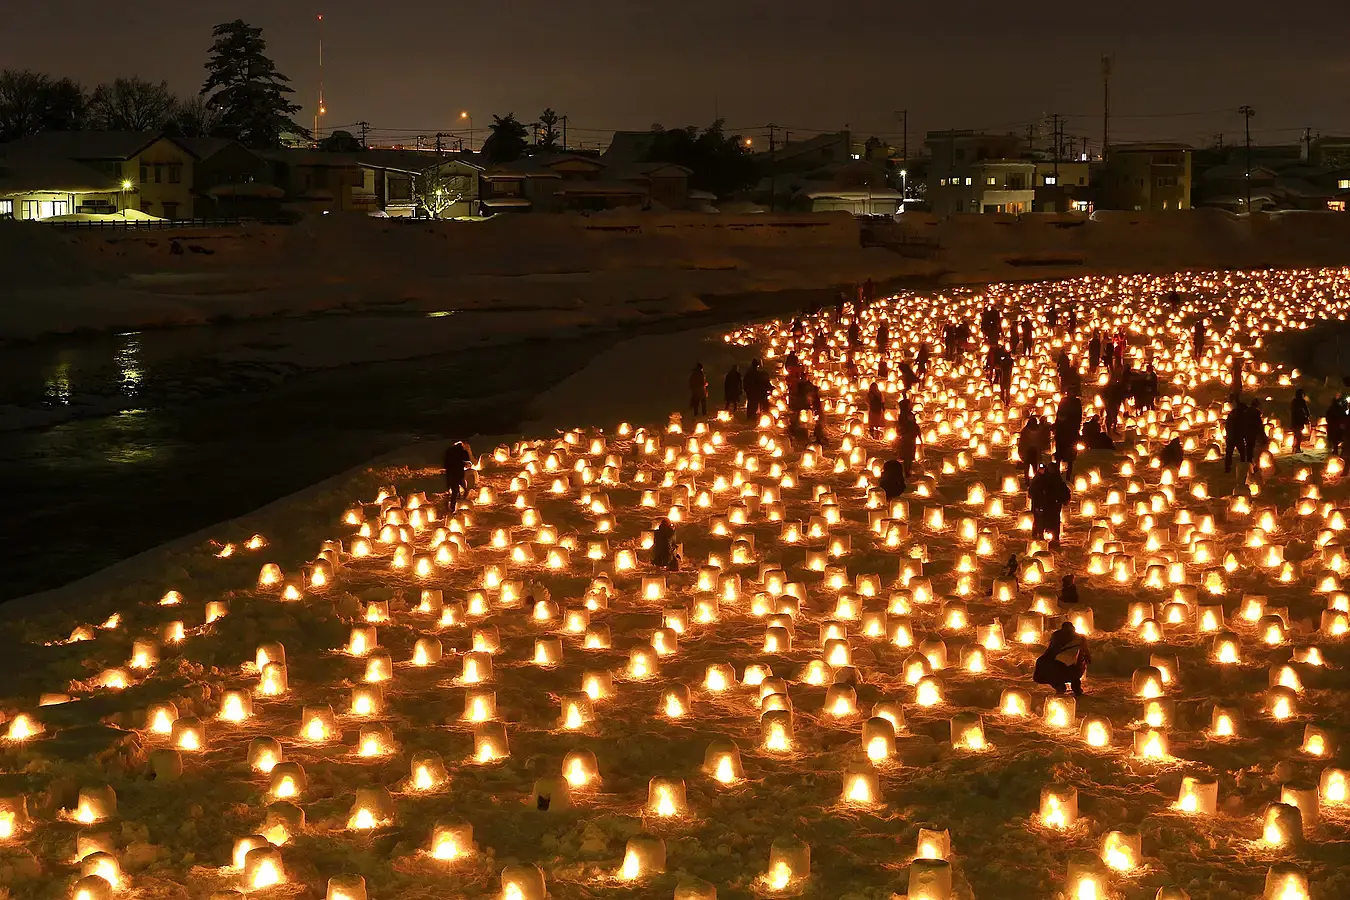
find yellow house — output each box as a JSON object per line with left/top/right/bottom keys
{"left": 0, "top": 153, "right": 123, "bottom": 220}
{"left": 0, "top": 131, "right": 197, "bottom": 218}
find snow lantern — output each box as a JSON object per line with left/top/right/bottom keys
{"left": 662, "top": 684, "right": 692, "bottom": 719}
{"left": 1079, "top": 715, "right": 1112, "bottom": 748}
{"left": 430, "top": 822, "right": 473, "bottom": 861}
{"left": 1065, "top": 858, "right": 1107, "bottom": 900}
{"left": 761, "top": 709, "right": 794, "bottom": 752}
{"left": 412, "top": 638, "right": 442, "bottom": 666}
{"left": 582, "top": 670, "right": 613, "bottom": 700}
{"left": 1210, "top": 705, "right": 1242, "bottom": 738}
{"left": 1263, "top": 865, "right": 1310, "bottom": 900}
{"left": 357, "top": 724, "right": 393, "bottom": 757}
{"left": 914, "top": 675, "right": 943, "bottom": 707}
{"left": 269, "top": 763, "right": 307, "bottom": 800}
{"left": 74, "top": 786, "right": 116, "bottom": 824}
{"left": 248, "top": 737, "right": 282, "bottom": 773}
{"left": 651, "top": 628, "right": 679, "bottom": 656}
{"left": 704, "top": 663, "right": 736, "bottom": 693}
{"left": 363, "top": 651, "right": 392, "bottom": 683}
{"left": 243, "top": 845, "right": 285, "bottom": 889}
{"left": 1175, "top": 775, "right": 1218, "bottom": 814}
{"left": 410, "top": 752, "right": 448, "bottom": 791}
{"left": 950, "top": 712, "right": 987, "bottom": 751}
{"left": 1000, "top": 688, "right": 1031, "bottom": 717}
{"left": 619, "top": 833, "right": 666, "bottom": 881}
{"left": 460, "top": 652, "right": 493, "bottom": 684}
{"left": 841, "top": 763, "right": 880, "bottom": 806}
{"left": 1044, "top": 696, "right": 1076, "bottom": 729}
{"left": 351, "top": 686, "right": 384, "bottom": 717}
{"left": 530, "top": 776, "right": 571, "bottom": 813}
{"left": 862, "top": 717, "right": 897, "bottom": 762}
{"left": 1320, "top": 767, "right": 1348, "bottom": 805}
{"left": 257, "top": 563, "right": 282, "bottom": 588}
{"left": 1268, "top": 686, "right": 1298, "bottom": 721}
{"left": 915, "top": 827, "right": 951, "bottom": 860}
{"left": 80, "top": 851, "right": 121, "bottom": 889}
{"left": 1016, "top": 614, "right": 1044, "bottom": 644}
{"left": 301, "top": 706, "right": 336, "bottom": 743}
{"left": 230, "top": 835, "right": 268, "bottom": 870}
{"left": 205, "top": 600, "right": 230, "bottom": 623}
{"left": 473, "top": 723, "right": 509, "bottom": 763}
{"left": 1212, "top": 632, "right": 1241, "bottom": 664}
{"left": 823, "top": 684, "right": 857, "bottom": 718}
{"left": 499, "top": 864, "right": 546, "bottom": 900}
{"left": 129, "top": 639, "right": 158, "bottom": 670}
{"left": 1261, "top": 802, "right": 1302, "bottom": 847}
{"left": 326, "top": 875, "right": 367, "bottom": 900}
{"left": 560, "top": 694, "right": 592, "bottom": 730}
{"left": 907, "top": 859, "right": 953, "bottom": 900}
{"left": 1039, "top": 784, "right": 1078, "bottom": 829}
{"left": 1134, "top": 728, "right": 1169, "bottom": 759}
{"left": 219, "top": 690, "right": 253, "bottom": 722}
{"left": 146, "top": 702, "right": 178, "bottom": 736}
{"left": 70, "top": 876, "right": 113, "bottom": 900}
{"left": 673, "top": 875, "right": 718, "bottom": 899}
{"left": 258, "top": 662, "right": 288, "bottom": 696}
{"left": 463, "top": 689, "right": 497, "bottom": 722}
{"left": 261, "top": 802, "right": 304, "bottom": 845}
{"left": 1101, "top": 830, "right": 1141, "bottom": 871}
{"left": 584, "top": 625, "right": 612, "bottom": 649}
{"left": 647, "top": 776, "right": 687, "bottom": 818}
{"left": 1301, "top": 725, "right": 1333, "bottom": 757}
{"left": 347, "top": 625, "right": 376, "bottom": 657}
{"left": 0, "top": 796, "right": 28, "bottom": 838}
{"left": 762, "top": 838, "right": 810, "bottom": 893}
{"left": 1132, "top": 666, "right": 1165, "bottom": 699}
{"left": 1281, "top": 783, "right": 1319, "bottom": 827}
{"left": 532, "top": 638, "right": 562, "bottom": 668}
{"left": 347, "top": 788, "right": 394, "bottom": 830}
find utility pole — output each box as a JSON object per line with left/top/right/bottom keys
{"left": 356, "top": 121, "right": 371, "bottom": 148}
{"left": 895, "top": 109, "right": 908, "bottom": 169}
{"left": 767, "top": 123, "right": 778, "bottom": 213}
{"left": 1239, "top": 105, "right": 1256, "bottom": 213}
{"left": 435, "top": 132, "right": 444, "bottom": 154}
{"left": 1026, "top": 123, "right": 1036, "bottom": 154}
{"left": 562, "top": 116, "right": 568, "bottom": 152}
{"left": 1051, "top": 114, "right": 1062, "bottom": 181}
{"left": 1304, "top": 127, "right": 1314, "bottom": 163}
{"left": 1101, "top": 55, "right": 1113, "bottom": 159}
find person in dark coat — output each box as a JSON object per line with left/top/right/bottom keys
{"left": 1087, "top": 331, "right": 1102, "bottom": 371}
{"left": 689, "top": 363, "right": 709, "bottom": 418}
{"left": 744, "top": 359, "right": 769, "bottom": 422}
{"left": 1231, "top": 353, "right": 1245, "bottom": 394}
{"left": 723, "top": 364, "right": 743, "bottom": 413}
{"left": 915, "top": 343, "right": 931, "bottom": 378}
{"left": 1327, "top": 393, "right": 1347, "bottom": 458}
{"left": 896, "top": 406, "right": 920, "bottom": 473}
{"left": 847, "top": 318, "right": 861, "bottom": 350}
{"left": 878, "top": 459, "right": 907, "bottom": 500}
{"left": 1021, "top": 317, "right": 1034, "bottom": 354}
{"left": 1030, "top": 464, "right": 1070, "bottom": 548}
{"left": 651, "top": 518, "right": 680, "bottom": 571}
{"left": 876, "top": 320, "right": 890, "bottom": 353}
{"left": 866, "top": 382, "right": 886, "bottom": 438}
{"left": 899, "top": 361, "right": 919, "bottom": 391}
{"left": 1059, "top": 574, "right": 1079, "bottom": 605}
{"left": 1224, "top": 398, "right": 1248, "bottom": 474}
{"left": 1018, "top": 416, "right": 1044, "bottom": 480}
{"left": 1055, "top": 349, "right": 1072, "bottom": 387}
{"left": 1034, "top": 622, "right": 1090, "bottom": 696}
{"left": 443, "top": 440, "right": 472, "bottom": 507}
{"left": 1242, "top": 398, "right": 1268, "bottom": 468}
{"left": 1082, "top": 414, "right": 1114, "bottom": 450}
{"left": 1193, "top": 319, "right": 1205, "bottom": 358}
{"left": 1053, "top": 398, "right": 1082, "bottom": 478}
{"left": 1066, "top": 305, "right": 1078, "bottom": 333}
{"left": 1290, "top": 389, "right": 1311, "bottom": 451}
{"left": 1103, "top": 374, "right": 1128, "bottom": 434}
{"left": 1159, "top": 436, "right": 1184, "bottom": 470}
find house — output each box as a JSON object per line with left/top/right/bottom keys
{"left": 925, "top": 131, "right": 1035, "bottom": 216}
{"left": 757, "top": 158, "right": 901, "bottom": 214}
{"left": 349, "top": 151, "right": 482, "bottom": 217}
{"left": 760, "top": 131, "right": 853, "bottom": 172}
{"left": 258, "top": 149, "right": 365, "bottom": 215}
{"left": 0, "top": 131, "right": 197, "bottom": 218}
{"left": 178, "top": 137, "right": 283, "bottom": 219}
{"left": 1194, "top": 162, "right": 1350, "bottom": 213}
{"left": 1033, "top": 160, "right": 1092, "bottom": 213}
{"left": 480, "top": 154, "right": 690, "bottom": 213}
{"left": 0, "top": 152, "right": 125, "bottom": 220}
{"left": 1097, "top": 143, "right": 1192, "bottom": 211}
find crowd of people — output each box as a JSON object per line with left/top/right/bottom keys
{"left": 442, "top": 291, "right": 1332, "bottom": 700}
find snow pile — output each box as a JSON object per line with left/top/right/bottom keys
{"left": 4, "top": 268, "right": 1350, "bottom": 899}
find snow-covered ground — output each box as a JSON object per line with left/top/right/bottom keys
{"left": 4, "top": 269, "right": 1350, "bottom": 900}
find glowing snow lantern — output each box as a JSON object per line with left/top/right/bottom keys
{"left": 248, "top": 737, "right": 282, "bottom": 773}
{"left": 1281, "top": 783, "right": 1320, "bottom": 827}
{"left": 1262, "top": 802, "right": 1302, "bottom": 847}
{"left": 1039, "top": 785, "right": 1078, "bottom": 829}
{"left": 73, "top": 786, "right": 116, "bottom": 824}
{"left": 1133, "top": 666, "right": 1165, "bottom": 699}
{"left": 473, "top": 723, "right": 508, "bottom": 763}
{"left": 461, "top": 651, "right": 493, "bottom": 684}
{"left": 762, "top": 839, "right": 810, "bottom": 893}
{"left": 1210, "top": 705, "right": 1242, "bottom": 738}
{"left": 1000, "top": 688, "right": 1030, "bottom": 717}
{"left": 1301, "top": 725, "right": 1333, "bottom": 757}
{"left": 1044, "top": 696, "right": 1076, "bottom": 729}
{"left": 147, "top": 702, "right": 178, "bottom": 735}
{"left": 0, "top": 796, "right": 28, "bottom": 839}
{"left": 1134, "top": 728, "right": 1169, "bottom": 759}
{"left": 71, "top": 875, "right": 113, "bottom": 900}
{"left": 258, "top": 662, "right": 290, "bottom": 696}
{"left": 301, "top": 705, "right": 335, "bottom": 742}
{"left": 951, "top": 712, "right": 987, "bottom": 750}
{"left": 619, "top": 833, "right": 666, "bottom": 881}
{"left": 647, "top": 776, "right": 687, "bottom": 817}
{"left": 269, "top": 763, "right": 307, "bottom": 799}
{"left": 704, "top": 663, "right": 736, "bottom": 692}
{"left": 761, "top": 709, "right": 794, "bottom": 752}
{"left": 914, "top": 675, "right": 943, "bottom": 707}
{"left": 1263, "top": 865, "right": 1311, "bottom": 900}
{"left": 1078, "top": 715, "right": 1111, "bottom": 748}
{"left": 1320, "top": 767, "right": 1347, "bottom": 805}
{"left": 1213, "top": 632, "right": 1241, "bottom": 664}
{"left": 1268, "top": 686, "right": 1297, "bottom": 720}
{"left": 171, "top": 716, "right": 205, "bottom": 752}
{"left": 627, "top": 646, "right": 658, "bottom": 680}
{"left": 582, "top": 670, "right": 613, "bottom": 700}
{"left": 1175, "top": 775, "right": 1218, "bottom": 814}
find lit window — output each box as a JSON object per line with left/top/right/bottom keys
{"left": 964, "top": 177, "right": 973, "bottom": 186}
{"left": 986, "top": 176, "right": 997, "bottom": 186}
{"left": 1044, "top": 176, "right": 1057, "bottom": 185}
{"left": 1330, "top": 200, "right": 1347, "bottom": 212}
{"left": 0, "top": 199, "right": 11, "bottom": 218}
{"left": 1339, "top": 179, "right": 1350, "bottom": 189}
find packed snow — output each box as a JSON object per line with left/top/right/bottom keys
{"left": 4, "top": 269, "right": 1350, "bottom": 900}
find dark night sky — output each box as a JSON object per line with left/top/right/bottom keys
{"left": 9, "top": 0, "right": 1349, "bottom": 152}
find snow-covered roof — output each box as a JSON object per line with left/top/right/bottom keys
{"left": 0, "top": 153, "right": 121, "bottom": 194}
{"left": 2, "top": 130, "right": 191, "bottom": 161}
{"left": 556, "top": 180, "right": 647, "bottom": 196}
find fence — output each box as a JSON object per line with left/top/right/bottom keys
{"left": 45, "top": 217, "right": 290, "bottom": 232}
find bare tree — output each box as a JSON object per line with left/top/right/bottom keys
{"left": 165, "top": 95, "right": 223, "bottom": 138}
{"left": 0, "top": 70, "right": 86, "bottom": 141}
{"left": 414, "top": 167, "right": 474, "bottom": 219}
{"left": 88, "top": 77, "right": 175, "bottom": 131}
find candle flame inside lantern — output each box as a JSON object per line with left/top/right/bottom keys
{"left": 766, "top": 861, "right": 793, "bottom": 891}
{"left": 1042, "top": 795, "right": 1067, "bottom": 829}
{"left": 565, "top": 758, "right": 592, "bottom": 788}
{"left": 1214, "top": 713, "right": 1235, "bottom": 737}
{"left": 764, "top": 722, "right": 791, "bottom": 752}
{"left": 1324, "top": 771, "right": 1346, "bottom": 803}
{"left": 432, "top": 835, "right": 460, "bottom": 860}
{"left": 1102, "top": 834, "right": 1136, "bottom": 871}
{"left": 304, "top": 717, "right": 328, "bottom": 742}
{"left": 664, "top": 693, "right": 686, "bottom": 718}
{"left": 653, "top": 785, "right": 677, "bottom": 817}
{"left": 252, "top": 858, "right": 282, "bottom": 889}
{"left": 1084, "top": 721, "right": 1109, "bottom": 747}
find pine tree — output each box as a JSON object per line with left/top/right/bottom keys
{"left": 200, "top": 20, "right": 305, "bottom": 149}
{"left": 482, "top": 114, "right": 529, "bottom": 164}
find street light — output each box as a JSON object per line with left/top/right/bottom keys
{"left": 460, "top": 112, "right": 473, "bottom": 152}
{"left": 899, "top": 169, "right": 908, "bottom": 210}
{"left": 121, "top": 179, "right": 133, "bottom": 217}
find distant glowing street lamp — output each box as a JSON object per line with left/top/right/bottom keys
{"left": 461, "top": 112, "right": 474, "bottom": 152}
{"left": 744, "top": 137, "right": 753, "bottom": 148}
{"left": 900, "top": 168, "right": 909, "bottom": 204}
{"left": 121, "top": 179, "right": 133, "bottom": 217}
